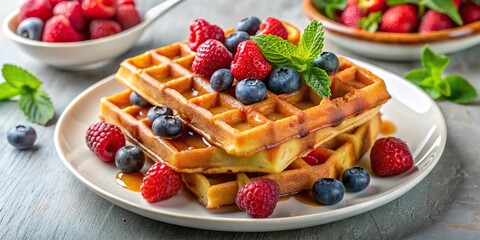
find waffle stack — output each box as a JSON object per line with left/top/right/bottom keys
{"left": 99, "top": 21, "right": 391, "bottom": 208}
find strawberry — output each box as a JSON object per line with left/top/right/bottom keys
{"left": 192, "top": 39, "right": 233, "bottom": 77}
{"left": 189, "top": 19, "right": 225, "bottom": 52}
{"left": 419, "top": 10, "right": 453, "bottom": 33}
{"left": 89, "top": 19, "right": 122, "bottom": 39}
{"left": 302, "top": 149, "right": 330, "bottom": 166}
{"left": 231, "top": 40, "right": 272, "bottom": 81}
{"left": 53, "top": 1, "right": 86, "bottom": 31}
{"left": 453, "top": 0, "right": 461, "bottom": 9}
{"left": 379, "top": 4, "right": 418, "bottom": 33}
{"left": 256, "top": 17, "right": 288, "bottom": 40}
{"left": 82, "top": 0, "right": 116, "bottom": 19}
{"left": 42, "top": 15, "right": 84, "bottom": 42}
{"left": 340, "top": 6, "right": 364, "bottom": 28}
{"left": 49, "top": 0, "right": 68, "bottom": 7}
{"left": 358, "top": 0, "right": 386, "bottom": 14}
{"left": 19, "top": 0, "right": 53, "bottom": 23}
{"left": 370, "top": 137, "right": 414, "bottom": 177}
{"left": 460, "top": 3, "right": 480, "bottom": 24}
{"left": 115, "top": 4, "right": 142, "bottom": 30}
{"left": 117, "top": 0, "right": 135, "bottom": 5}
{"left": 347, "top": 0, "right": 359, "bottom": 7}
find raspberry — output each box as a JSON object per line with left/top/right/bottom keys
{"left": 302, "top": 149, "right": 330, "bottom": 166}
{"left": 230, "top": 40, "right": 272, "bottom": 81}
{"left": 85, "top": 121, "right": 126, "bottom": 162}
{"left": 235, "top": 178, "right": 279, "bottom": 218}
{"left": 379, "top": 4, "right": 418, "bottom": 33}
{"left": 370, "top": 137, "right": 414, "bottom": 177}
{"left": 340, "top": 6, "right": 364, "bottom": 28}
{"left": 192, "top": 39, "right": 233, "bottom": 77}
{"left": 53, "top": 1, "right": 86, "bottom": 31}
{"left": 89, "top": 20, "right": 122, "bottom": 39}
{"left": 418, "top": 10, "right": 453, "bottom": 33}
{"left": 82, "top": 0, "right": 117, "bottom": 19}
{"left": 256, "top": 17, "right": 288, "bottom": 40}
{"left": 188, "top": 19, "right": 225, "bottom": 52}
{"left": 19, "top": 0, "right": 53, "bottom": 23}
{"left": 115, "top": 4, "right": 142, "bottom": 30}
{"left": 141, "top": 162, "right": 182, "bottom": 203}
{"left": 42, "top": 15, "right": 84, "bottom": 42}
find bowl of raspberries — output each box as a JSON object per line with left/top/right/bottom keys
{"left": 303, "top": 0, "right": 480, "bottom": 61}
{"left": 2, "top": 0, "right": 144, "bottom": 70}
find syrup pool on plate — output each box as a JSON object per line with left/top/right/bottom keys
{"left": 115, "top": 172, "right": 144, "bottom": 192}
{"left": 380, "top": 120, "right": 397, "bottom": 136}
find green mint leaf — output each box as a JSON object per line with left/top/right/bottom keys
{"left": 304, "top": 67, "right": 331, "bottom": 97}
{"left": 445, "top": 75, "right": 478, "bottom": 104}
{"left": 18, "top": 87, "right": 55, "bottom": 125}
{"left": 297, "top": 20, "right": 324, "bottom": 63}
{"left": 433, "top": 77, "right": 451, "bottom": 97}
{"left": 359, "top": 12, "right": 382, "bottom": 32}
{"left": 387, "top": 0, "right": 417, "bottom": 6}
{"left": 421, "top": 86, "right": 442, "bottom": 100}
{"left": 0, "top": 82, "right": 20, "bottom": 100}
{"left": 2, "top": 64, "right": 41, "bottom": 90}
{"left": 251, "top": 35, "right": 298, "bottom": 68}
{"left": 313, "top": 0, "right": 347, "bottom": 20}
{"left": 421, "top": 46, "right": 449, "bottom": 75}
{"left": 405, "top": 69, "right": 430, "bottom": 86}
{"left": 424, "top": 0, "right": 463, "bottom": 25}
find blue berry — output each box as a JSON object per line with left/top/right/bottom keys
{"left": 312, "top": 52, "right": 339, "bottom": 75}
{"left": 235, "top": 78, "right": 267, "bottom": 105}
{"left": 236, "top": 16, "right": 261, "bottom": 35}
{"left": 312, "top": 178, "right": 344, "bottom": 205}
{"left": 152, "top": 115, "right": 183, "bottom": 138}
{"left": 225, "top": 31, "right": 250, "bottom": 54}
{"left": 210, "top": 69, "right": 234, "bottom": 92}
{"left": 129, "top": 91, "right": 151, "bottom": 108}
{"left": 16, "top": 17, "right": 44, "bottom": 41}
{"left": 7, "top": 125, "right": 37, "bottom": 150}
{"left": 342, "top": 166, "right": 370, "bottom": 192}
{"left": 115, "top": 145, "right": 145, "bottom": 172}
{"left": 147, "top": 106, "right": 173, "bottom": 123}
{"left": 267, "top": 67, "right": 301, "bottom": 94}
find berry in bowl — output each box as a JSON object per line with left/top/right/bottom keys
{"left": 303, "top": 0, "right": 480, "bottom": 61}
{"left": 2, "top": 0, "right": 182, "bottom": 71}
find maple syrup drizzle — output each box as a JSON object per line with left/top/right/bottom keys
{"left": 293, "top": 191, "right": 322, "bottom": 207}
{"left": 381, "top": 120, "right": 397, "bottom": 136}
{"left": 278, "top": 195, "right": 292, "bottom": 202}
{"left": 115, "top": 172, "right": 144, "bottom": 192}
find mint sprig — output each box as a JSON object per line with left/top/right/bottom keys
{"left": 0, "top": 64, "right": 55, "bottom": 125}
{"left": 387, "top": 0, "right": 463, "bottom": 25}
{"left": 359, "top": 12, "right": 382, "bottom": 32}
{"left": 312, "top": 0, "right": 347, "bottom": 20}
{"left": 251, "top": 20, "right": 331, "bottom": 98}
{"left": 405, "top": 46, "right": 477, "bottom": 104}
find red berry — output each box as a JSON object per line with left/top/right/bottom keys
{"left": 141, "top": 162, "right": 182, "bottom": 203}
{"left": 370, "top": 137, "right": 414, "bottom": 177}
{"left": 89, "top": 19, "right": 122, "bottom": 39}
{"left": 42, "top": 15, "right": 84, "bottom": 42}
{"left": 460, "top": 3, "right": 480, "bottom": 25}
{"left": 256, "top": 17, "right": 288, "bottom": 40}
{"left": 82, "top": 0, "right": 116, "bottom": 19}
{"left": 188, "top": 19, "right": 225, "bottom": 52}
{"left": 358, "top": 0, "right": 386, "bottom": 14}
{"left": 302, "top": 149, "right": 330, "bottom": 166}
{"left": 340, "top": 6, "right": 364, "bottom": 28}
{"left": 115, "top": 4, "right": 142, "bottom": 30}
{"left": 347, "top": 0, "right": 359, "bottom": 7}
{"left": 117, "top": 0, "right": 135, "bottom": 5}
{"left": 419, "top": 10, "right": 453, "bottom": 33}
{"left": 192, "top": 39, "right": 233, "bottom": 77}
{"left": 379, "top": 4, "right": 418, "bottom": 33}
{"left": 230, "top": 40, "right": 272, "bottom": 81}
{"left": 235, "top": 178, "right": 280, "bottom": 218}
{"left": 453, "top": 0, "right": 461, "bottom": 9}
{"left": 53, "top": 1, "right": 86, "bottom": 31}
{"left": 85, "top": 121, "right": 126, "bottom": 162}
{"left": 19, "top": 0, "right": 53, "bottom": 23}
{"left": 49, "top": 0, "right": 69, "bottom": 7}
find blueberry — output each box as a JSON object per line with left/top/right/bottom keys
{"left": 129, "top": 91, "right": 151, "bottom": 108}
{"left": 267, "top": 67, "right": 301, "bottom": 94}
{"left": 7, "top": 125, "right": 37, "bottom": 150}
{"left": 312, "top": 178, "right": 344, "bottom": 205}
{"left": 16, "top": 17, "right": 44, "bottom": 41}
{"left": 210, "top": 69, "right": 234, "bottom": 92}
{"left": 115, "top": 146, "right": 145, "bottom": 172}
{"left": 152, "top": 115, "right": 183, "bottom": 138}
{"left": 235, "top": 78, "right": 267, "bottom": 105}
{"left": 225, "top": 31, "right": 250, "bottom": 54}
{"left": 342, "top": 166, "right": 370, "bottom": 192}
{"left": 312, "top": 52, "right": 340, "bottom": 75}
{"left": 236, "top": 16, "right": 261, "bottom": 35}
{"left": 147, "top": 106, "right": 173, "bottom": 123}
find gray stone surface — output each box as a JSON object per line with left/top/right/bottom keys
{"left": 0, "top": 0, "right": 479, "bottom": 239}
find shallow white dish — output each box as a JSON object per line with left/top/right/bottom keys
{"left": 54, "top": 58, "right": 447, "bottom": 232}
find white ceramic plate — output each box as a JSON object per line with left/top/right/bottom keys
{"left": 54, "top": 59, "right": 447, "bottom": 232}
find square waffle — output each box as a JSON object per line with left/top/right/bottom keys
{"left": 100, "top": 90, "right": 380, "bottom": 174}
{"left": 183, "top": 114, "right": 381, "bottom": 209}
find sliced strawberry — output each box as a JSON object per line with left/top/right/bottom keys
{"left": 42, "top": 15, "right": 84, "bottom": 42}
{"left": 82, "top": 0, "right": 116, "bottom": 19}
{"left": 192, "top": 39, "right": 233, "bottom": 77}
{"left": 230, "top": 40, "right": 272, "bottom": 81}
{"left": 256, "top": 17, "right": 288, "bottom": 40}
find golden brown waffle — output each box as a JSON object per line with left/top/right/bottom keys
{"left": 100, "top": 90, "right": 380, "bottom": 174}
{"left": 182, "top": 115, "right": 381, "bottom": 209}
